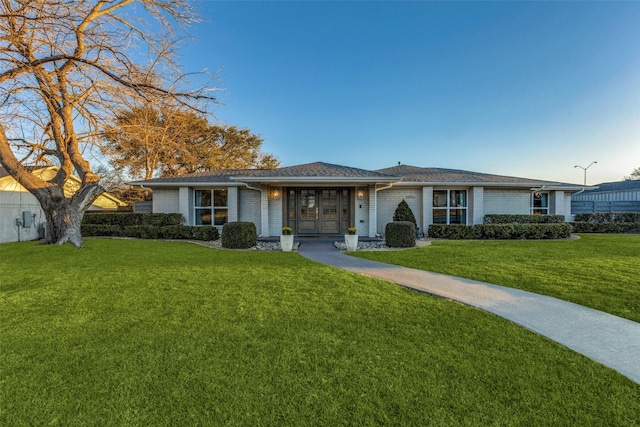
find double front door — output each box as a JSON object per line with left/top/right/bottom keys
{"left": 286, "top": 188, "right": 351, "bottom": 235}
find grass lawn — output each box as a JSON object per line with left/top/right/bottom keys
{"left": 1, "top": 238, "right": 639, "bottom": 426}
{"left": 353, "top": 234, "right": 640, "bottom": 323}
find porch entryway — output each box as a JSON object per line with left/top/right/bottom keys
{"left": 285, "top": 188, "right": 352, "bottom": 236}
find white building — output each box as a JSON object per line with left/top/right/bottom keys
{"left": 132, "top": 162, "right": 587, "bottom": 237}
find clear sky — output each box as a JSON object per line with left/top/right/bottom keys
{"left": 179, "top": 1, "right": 639, "bottom": 185}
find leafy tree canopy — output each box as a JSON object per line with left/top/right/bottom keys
{"left": 102, "top": 104, "right": 279, "bottom": 179}
{"left": 624, "top": 167, "right": 640, "bottom": 181}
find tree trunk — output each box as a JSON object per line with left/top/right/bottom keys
{"left": 41, "top": 202, "right": 86, "bottom": 247}
{"left": 32, "top": 183, "right": 103, "bottom": 248}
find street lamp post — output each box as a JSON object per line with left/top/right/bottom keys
{"left": 574, "top": 161, "right": 597, "bottom": 185}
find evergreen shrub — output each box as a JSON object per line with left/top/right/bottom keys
{"left": 571, "top": 222, "right": 639, "bottom": 233}
{"left": 484, "top": 214, "right": 565, "bottom": 224}
{"left": 221, "top": 222, "right": 257, "bottom": 249}
{"left": 573, "top": 213, "right": 640, "bottom": 223}
{"left": 428, "top": 223, "right": 573, "bottom": 240}
{"left": 385, "top": 221, "right": 416, "bottom": 248}
{"left": 393, "top": 200, "right": 417, "bottom": 226}
{"left": 83, "top": 213, "right": 183, "bottom": 227}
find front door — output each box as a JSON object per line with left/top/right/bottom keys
{"left": 287, "top": 188, "right": 351, "bottom": 235}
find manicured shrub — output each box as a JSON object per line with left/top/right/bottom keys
{"left": 393, "top": 200, "right": 417, "bottom": 226}
{"left": 573, "top": 213, "right": 640, "bottom": 224}
{"left": 83, "top": 213, "right": 184, "bottom": 227}
{"left": 484, "top": 214, "right": 565, "bottom": 224}
{"left": 81, "top": 224, "right": 121, "bottom": 237}
{"left": 428, "top": 223, "right": 573, "bottom": 240}
{"left": 221, "top": 222, "right": 257, "bottom": 249}
{"left": 82, "top": 213, "right": 219, "bottom": 241}
{"left": 571, "top": 222, "right": 639, "bottom": 234}
{"left": 191, "top": 226, "right": 220, "bottom": 241}
{"left": 385, "top": 221, "right": 416, "bottom": 248}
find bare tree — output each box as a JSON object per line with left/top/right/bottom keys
{"left": 0, "top": 0, "right": 216, "bottom": 247}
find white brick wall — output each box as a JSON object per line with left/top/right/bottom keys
{"left": 470, "top": 187, "right": 484, "bottom": 225}
{"left": 354, "top": 187, "right": 369, "bottom": 237}
{"left": 484, "top": 189, "right": 531, "bottom": 215}
{"left": 377, "top": 188, "right": 422, "bottom": 235}
{"left": 152, "top": 188, "right": 180, "bottom": 214}
{"left": 239, "top": 188, "right": 262, "bottom": 235}
{"left": 268, "top": 191, "right": 283, "bottom": 237}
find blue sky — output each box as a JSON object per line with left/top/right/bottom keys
{"left": 179, "top": 1, "right": 639, "bottom": 185}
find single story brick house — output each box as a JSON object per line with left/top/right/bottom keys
{"left": 131, "top": 162, "right": 589, "bottom": 237}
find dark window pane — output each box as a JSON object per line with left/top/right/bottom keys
{"left": 433, "top": 191, "right": 447, "bottom": 207}
{"left": 214, "top": 209, "right": 228, "bottom": 226}
{"left": 450, "top": 209, "right": 466, "bottom": 224}
{"left": 195, "top": 190, "right": 211, "bottom": 207}
{"left": 214, "top": 189, "right": 228, "bottom": 207}
{"left": 195, "top": 209, "right": 212, "bottom": 225}
{"left": 433, "top": 209, "right": 447, "bottom": 224}
{"left": 451, "top": 190, "right": 467, "bottom": 207}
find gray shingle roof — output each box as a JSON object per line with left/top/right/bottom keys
{"left": 376, "top": 164, "right": 571, "bottom": 185}
{"left": 132, "top": 162, "right": 583, "bottom": 188}
{"left": 132, "top": 162, "right": 398, "bottom": 184}
{"left": 131, "top": 168, "right": 260, "bottom": 184}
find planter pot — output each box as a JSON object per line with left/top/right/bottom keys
{"left": 280, "top": 235, "right": 294, "bottom": 252}
{"left": 345, "top": 234, "right": 358, "bottom": 252}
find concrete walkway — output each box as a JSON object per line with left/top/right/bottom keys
{"left": 298, "top": 240, "right": 640, "bottom": 384}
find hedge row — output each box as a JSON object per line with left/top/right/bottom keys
{"left": 428, "top": 223, "right": 573, "bottom": 240}
{"left": 570, "top": 222, "right": 639, "bottom": 234}
{"left": 83, "top": 213, "right": 184, "bottom": 227}
{"left": 484, "top": 214, "right": 565, "bottom": 224}
{"left": 573, "top": 213, "right": 640, "bottom": 223}
{"left": 82, "top": 224, "right": 219, "bottom": 241}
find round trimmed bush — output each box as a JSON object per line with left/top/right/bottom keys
{"left": 221, "top": 222, "right": 257, "bottom": 249}
{"left": 385, "top": 221, "right": 416, "bottom": 248}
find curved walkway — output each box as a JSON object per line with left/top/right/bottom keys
{"left": 298, "top": 240, "right": 640, "bottom": 384}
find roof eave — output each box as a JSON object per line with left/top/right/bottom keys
{"left": 392, "top": 181, "right": 592, "bottom": 190}
{"left": 229, "top": 176, "right": 400, "bottom": 184}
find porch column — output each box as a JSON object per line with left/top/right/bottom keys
{"left": 178, "top": 187, "right": 191, "bottom": 225}
{"left": 422, "top": 187, "right": 433, "bottom": 235}
{"left": 472, "top": 187, "right": 484, "bottom": 225}
{"left": 368, "top": 185, "right": 377, "bottom": 237}
{"left": 260, "top": 187, "right": 270, "bottom": 237}
{"left": 553, "top": 191, "right": 567, "bottom": 220}
{"left": 227, "top": 186, "right": 238, "bottom": 223}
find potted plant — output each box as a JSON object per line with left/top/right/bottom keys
{"left": 280, "top": 226, "right": 294, "bottom": 252}
{"left": 345, "top": 227, "right": 358, "bottom": 251}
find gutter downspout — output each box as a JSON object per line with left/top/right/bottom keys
{"left": 368, "top": 182, "right": 396, "bottom": 237}
{"left": 243, "top": 183, "right": 267, "bottom": 237}
{"left": 530, "top": 185, "right": 546, "bottom": 194}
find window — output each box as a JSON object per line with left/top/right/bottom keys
{"left": 195, "top": 189, "right": 228, "bottom": 226}
{"left": 531, "top": 192, "right": 549, "bottom": 215}
{"left": 433, "top": 190, "right": 467, "bottom": 224}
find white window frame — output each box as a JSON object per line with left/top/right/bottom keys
{"left": 531, "top": 192, "right": 549, "bottom": 215}
{"left": 432, "top": 189, "right": 468, "bottom": 225}
{"left": 194, "top": 188, "right": 228, "bottom": 226}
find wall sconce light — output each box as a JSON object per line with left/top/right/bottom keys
{"left": 271, "top": 187, "right": 281, "bottom": 200}
{"left": 357, "top": 188, "right": 364, "bottom": 200}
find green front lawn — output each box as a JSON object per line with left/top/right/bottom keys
{"left": 353, "top": 234, "right": 640, "bottom": 322}
{"left": 1, "top": 239, "right": 639, "bottom": 425}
